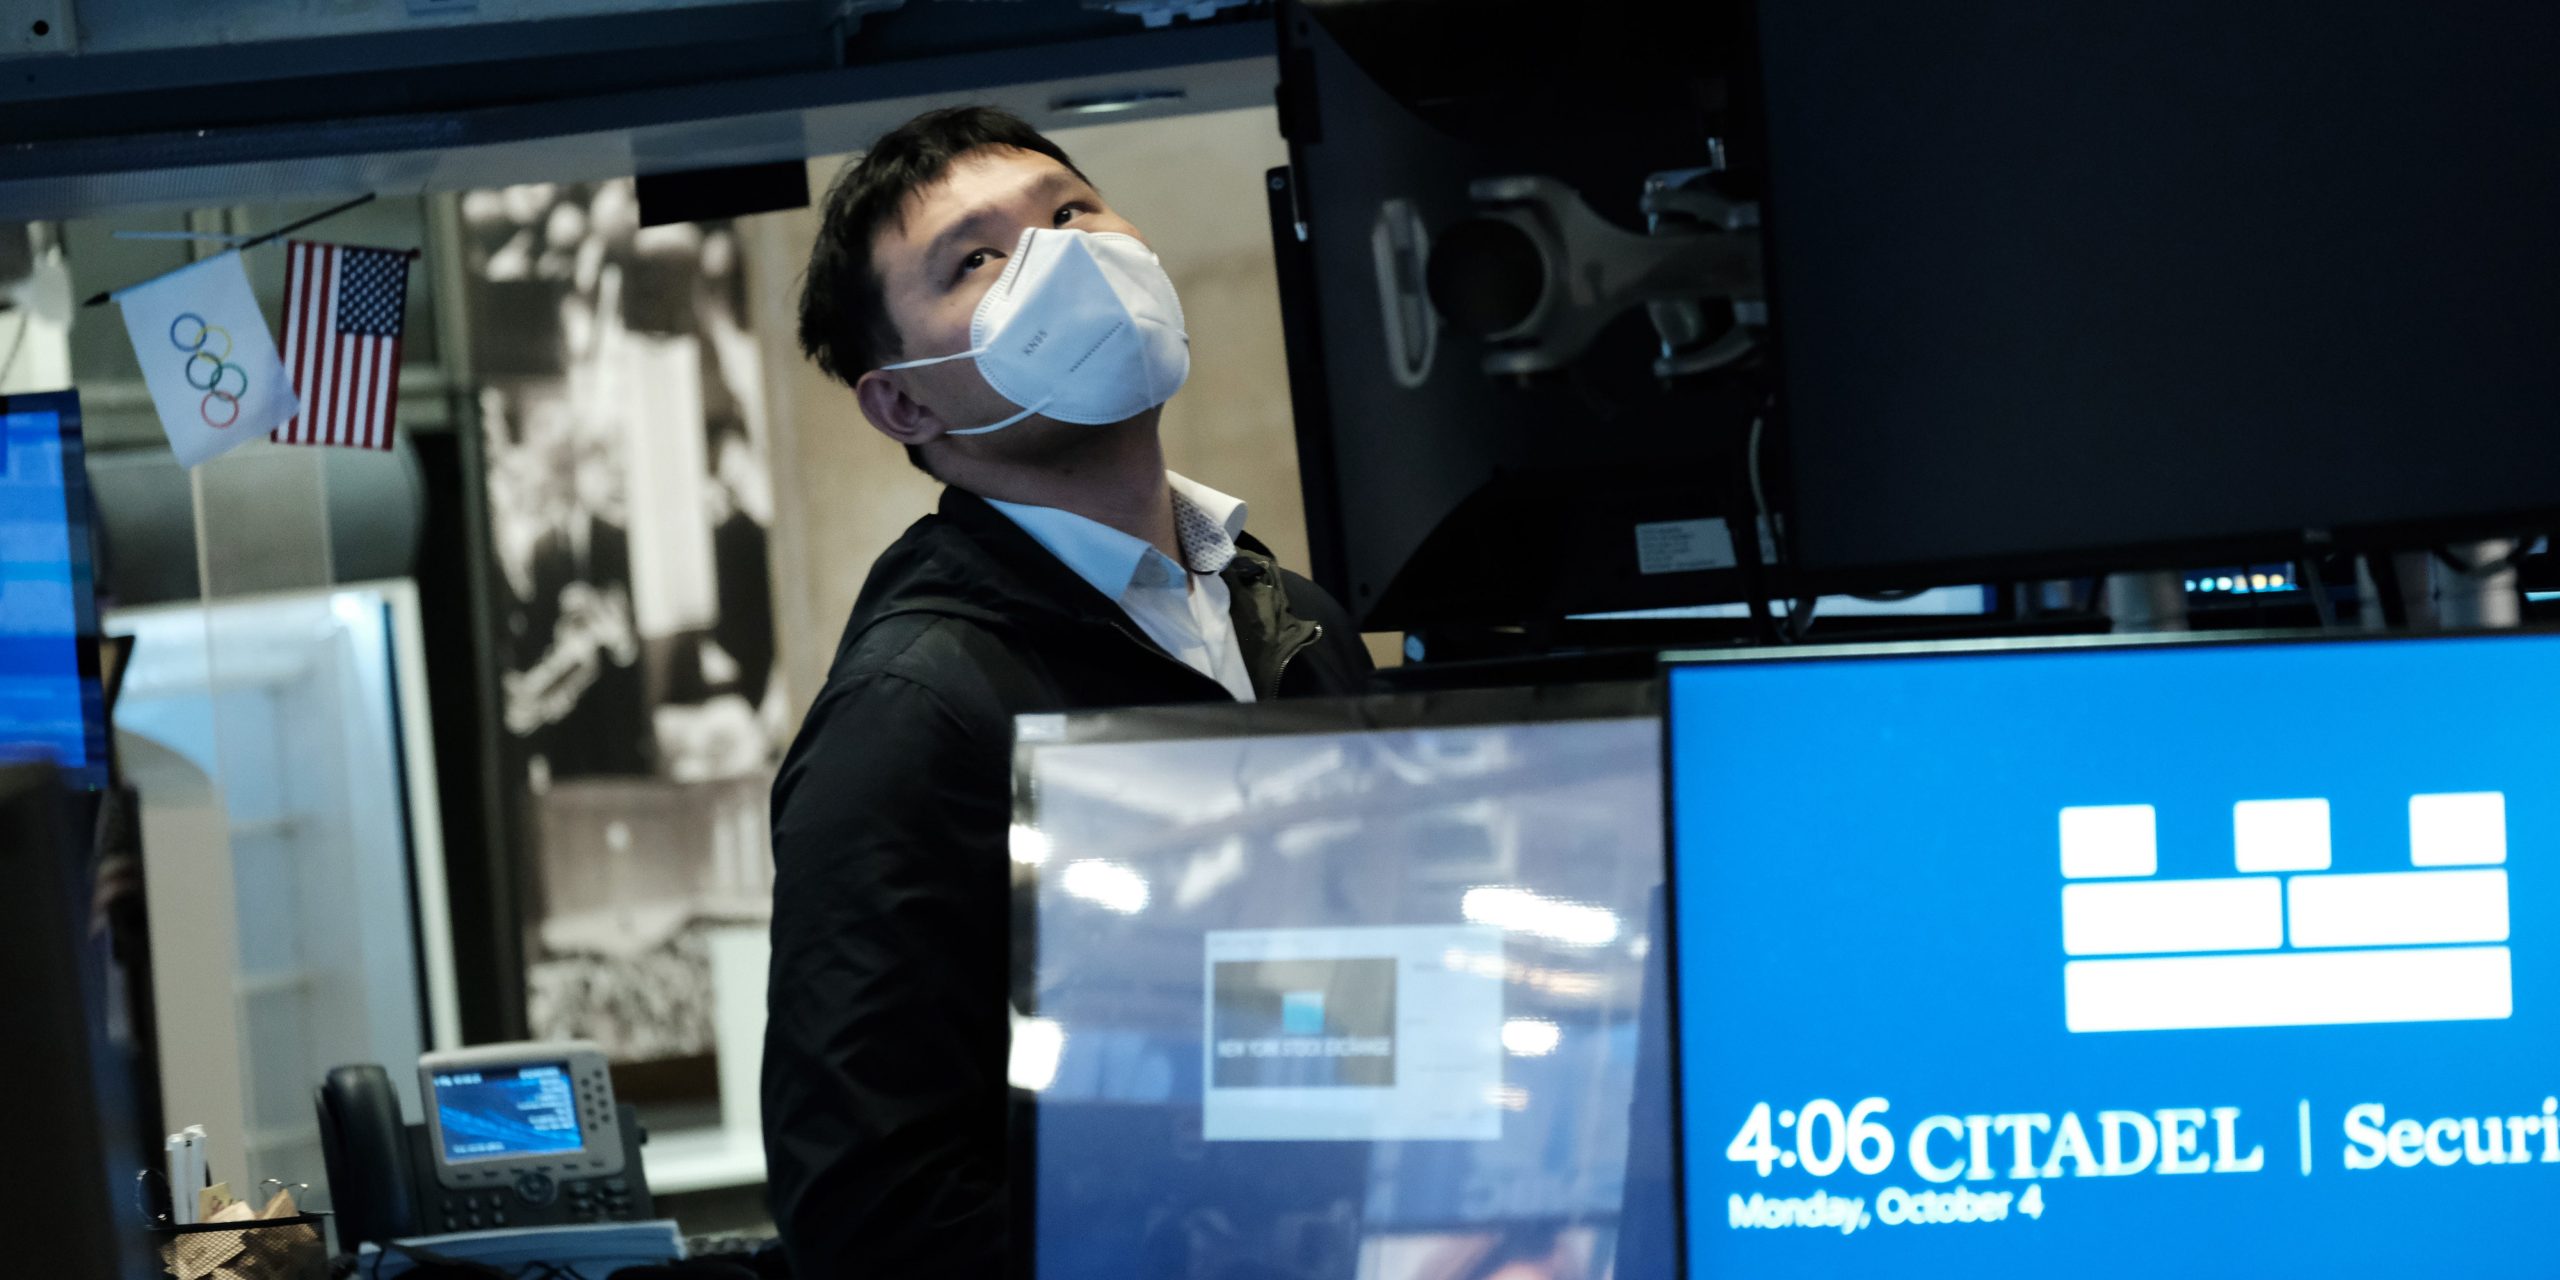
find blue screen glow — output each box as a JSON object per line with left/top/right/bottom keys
{"left": 433, "top": 1063, "right": 583, "bottom": 1162}
{"left": 0, "top": 402, "right": 99, "bottom": 784}
{"left": 1669, "top": 634, "right": 2560, "bottom": 1277}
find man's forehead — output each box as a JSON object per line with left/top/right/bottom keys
{"left": 885, "top": 148, "right": 1080, "bottom": 252}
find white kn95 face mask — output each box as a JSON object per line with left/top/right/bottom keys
{"left": 878, "top": 226, "right": 1191, "bottom": 436}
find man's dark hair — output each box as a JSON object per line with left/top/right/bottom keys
{"left": 798, "top": 105, "right": 1094, "bottom": 475}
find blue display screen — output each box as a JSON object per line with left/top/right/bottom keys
{"left": 1669, "top": 634, "right": 2560, "bottom": 1277}
{"left": 433, "top": 1063, "right": 583, "bottom": 1162}
{"left": 0, "top": 399, "right": 102, "bottom": 786}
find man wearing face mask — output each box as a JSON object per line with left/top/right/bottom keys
{"left": 762, "top": 107, "right": 1373, "bottom": 1276}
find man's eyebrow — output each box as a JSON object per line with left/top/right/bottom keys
{"left": 917, "top": 170, "right": 1086, "bottom": 278}
{"left": 920, "top": 208, "right": 1003, "bottom": 280}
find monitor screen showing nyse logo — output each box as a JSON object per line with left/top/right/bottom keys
{"left": 2058, "top": 792, "right": 2511, "bottom": 1032}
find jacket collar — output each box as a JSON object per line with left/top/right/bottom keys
{"left": 839, "top": 486, "right": 1311, "bottom": 693}
{"left": 979, "top": 472, "right": 1248, "bottom": 604}
{"left": 930, "top": 486, "right": 1130, "bottom": 629}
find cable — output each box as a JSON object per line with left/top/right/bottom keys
{"left": 381, "top": 1252, "right": 600, "bottom": 1280}
{"left": 364, "top": 1238, "right": 535, "bottom": 1279}
{"left": 1741, "top": 407, "right": 1821, "bottom": 644}
{"left": 2294, "top": 558, "right": 2339, "bottom": 629}
{"left": 2364, "top": 553, "right": 2413, "bottom": 630}
{"left": 1731, "top": 412, "right": 1779, "bottom": 643}
{"left": 1745, "top": 413, "right": 1772, "bottom": 554}
{"left": 1781, "top": 594, "right": 1819, "bottom": 642}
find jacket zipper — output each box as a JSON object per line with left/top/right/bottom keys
{"left": 1096, "top": 554, "right": 1320, "bottom": 699}
{"left": 1270, "top": 624, "right": 1324, "bottom": 697}
{"left": 1105, "top": 617, "right": 1320, "bottom": 701}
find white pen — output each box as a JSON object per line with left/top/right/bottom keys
{"left": 165, "top": 1134, "right": 192, "bottom": 1225}
{"left": 182, "top": 1126, "right": 209, "bottom": 1220}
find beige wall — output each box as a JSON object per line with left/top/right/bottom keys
{"left": 744, "top": 105, "right": 1332, "bottom": 720}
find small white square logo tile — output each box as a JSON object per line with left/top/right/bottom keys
{"left": 2233, "top": 798, "right": 2331, "bottom": 873}
{"left": 2410, "top": 791, "right": 2507, "bottom": 867}
{"left": 2060, "top": 804, "right": 2157, "bottom": 879}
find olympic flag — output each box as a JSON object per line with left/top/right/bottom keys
{"left": 274, "top": 240, "right": 413, "bottom": 451}
{"left": 113, "top": 249, "right": 300, "bottom": 468}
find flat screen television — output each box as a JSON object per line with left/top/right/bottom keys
{"left": 1755, "top": 3, "right": 2560, "bottom": 586}
{"left": 1667, "top": 630, "right": 2560, "bottom": 1276}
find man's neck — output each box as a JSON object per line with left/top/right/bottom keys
{"left": 936, "top": 412, "right": 1182, "bottom": 561}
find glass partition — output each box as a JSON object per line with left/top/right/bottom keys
{"left": 112, "top": 579, "right": 443, "bottom": 1194}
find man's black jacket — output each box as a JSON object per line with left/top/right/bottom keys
{"left": 762, "top": 486, "right": 1371, "bottom": 1278}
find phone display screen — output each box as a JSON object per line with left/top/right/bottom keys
{"left": 432, "top": 1062, "right": 584, "bottom": 1162}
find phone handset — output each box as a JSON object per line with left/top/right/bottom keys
{"left": 315, "top": 1063, "right": 417, "bottom": 1250}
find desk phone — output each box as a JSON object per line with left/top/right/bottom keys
{"left": 316, "top": 1040, "right": 654, "bottom": 1252}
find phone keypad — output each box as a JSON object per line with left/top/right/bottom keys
{"left": 439, "top": 1191, "right": 517, "bottom": 1232}
{"left": 563, "top": 1177, "right": 638, "bottom": 1222}
{"left": 430, "top": 1176, "right": 636, "bottom": 1234}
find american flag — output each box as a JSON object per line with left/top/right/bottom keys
{"left": 274, "top": 240, "right": 414, "bottom": 450}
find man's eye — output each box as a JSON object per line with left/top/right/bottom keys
{"left": 956, "top": 249, "right": 991, "bottom": 278}
{"left": 1054, "top": 203, "right": 1083, "bottom": 226}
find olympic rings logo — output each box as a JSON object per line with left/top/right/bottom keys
{"left": 168, "top": 312, "right": 250, "bottom": 429}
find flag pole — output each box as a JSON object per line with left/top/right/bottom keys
{"left": 82, "top": 192, "right": 385, "bottom": 307}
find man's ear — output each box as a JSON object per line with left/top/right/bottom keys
{"left": 854, "top": 369, "right": 949, "bottom": 448}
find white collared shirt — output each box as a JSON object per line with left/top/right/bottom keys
{"left": 985, "top": 472, "right": 1258, "bottom": 702}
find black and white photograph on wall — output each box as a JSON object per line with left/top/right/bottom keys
{"left": 460, "top": 179, "right": 783, "bottom": 1067}
{"left": 0, "top": 222, "right": 74, "bottom": 396}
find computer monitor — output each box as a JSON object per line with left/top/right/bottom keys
{"left": 0, "top": 389, "right": 106, "bottom": 787}
{"left": 1272, "top": 0, "right": 1763, "bottom": 632}
{"left": 1666, "top": 630, "right": 2560, "bottom": 1276}
{"left": 1017, "top": 686, "right": 1672, "bottom": 1279}
{"left": 1756, "top": 3, "right": 2560, "bottom": 584}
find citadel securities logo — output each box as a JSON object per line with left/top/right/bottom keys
{"left": 2057, "top": 793, "right": 2513, "bottom": 1032}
